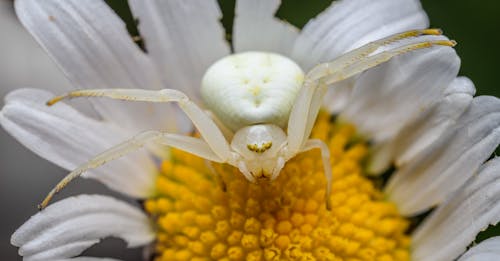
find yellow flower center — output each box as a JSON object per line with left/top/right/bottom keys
{"left": 145, "top": 113, "right": 410, "bottom": 260}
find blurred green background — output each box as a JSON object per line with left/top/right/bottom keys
{"left": 1, "top": 0, "right": 499, "bottom": 260}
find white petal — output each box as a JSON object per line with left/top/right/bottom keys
{"left": 412, "top": 158, "right": 500, "bottom": 261}
{"left": 291, "top": 0, "right": 429, "bottom": 70}
{"left": 11, "top": 195, "right": 154, "bottom": 261}
{"left": 341, "top": 40, "right": 460, "bottom": 142}
{"left": 15, "top": 0, "right": 178, "bottom": 132}
{"left": 367, "top": 77, "right": 475, "bottom": 175}
{"left": 395, "top": 76, "right": 475, "bottom": 166}
{"left": 54, "top": 257, "right": 121, "bottom": 261}
{"left": 128, "top": 0, "right": 230, "bottom": 104}
{"left": 0, "top": 89, "right": 157, "bottom": 198}
{"left": 233, "top": 0, "right": 299, "bottom": 55}
{"left": 458, "top": 237, "right": 500, "bottom": 261}
{"left": 0, "top": 1, "right": 70, "bottom": 102}
{"left": 322, "top": 78, "right": 354, "bottom": 114}
{"left": 366, "top": 141, "right": 396, "bottom": 175}
{"left": 387, "top": 96, "right": 500, "bottom": 215}
{"left": 368, "top": 76, "right": 475, "bottom": 174}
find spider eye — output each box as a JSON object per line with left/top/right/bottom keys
{"left": 247, "top": 142, "right": 273, "bottom": 153}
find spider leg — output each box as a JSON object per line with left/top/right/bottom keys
{"left": 294, "top": 32, "right": 452, "bottom": 142}
{"left": 286, "top": 34, "right": 455, "bottom": 210}
{"left": 301, "top": 139, "right": 332, "bottom": 210}
{"left": 286, "top": 79, "right": 328, "bottom": 154}
{"left": 322, "top": 39, "right": 456, "bottom": 85}
{"left": 287, "top": 37, "right": 456, "bottom": 153}
{"left": 39, "top": 131, "right": 223, "bottom": 210}
{"left": 307, "top": 28, "right": 443, "bottom": 81}
{"left": 204, "top": 110, "right": 234, "bottom": 140}
{"left": 205, "top": 160, "right": 227, "bottom": 192}
{"left": 302, "top": 82, "right": 328, "bottom": 145}
{"left": 47, "top": 88, "right": 234, "bottom": 161}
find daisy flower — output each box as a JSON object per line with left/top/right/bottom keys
{"left": 2, "top": 0, "right": 500, "bottom": 260}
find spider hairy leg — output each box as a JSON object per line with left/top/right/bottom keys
{"left": 287, "top": 31, "right": 456, "bottom": 210}
{"left": 46, "top": 88, "right": 233, "bottom": 161}
{"left": 289, "top": 38, "right": 456, "bottom": 144}
{"left": 42, "top": 88, "right": 241, "bottom": 209}
{"left": 307, "top": 28, "right": 444, "bottom": 81}
{"left": 46, "top": 88, "right": 178, "bottom": 106}
{"left": 38, "top": 131, "right": 223, "bottom": 210}
{"left": 288, "top": 31, "right": 454, "bottom": 153}
{"left": 323, "top": 39, "right": 457, "bottom": 85}
{"left": 206, "top": 160, "right": 227, "bottom": 192}
{"left": 286, "top": 80, "right": 328, "bottom": 153}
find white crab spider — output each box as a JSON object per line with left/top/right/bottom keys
{"left": 39, "top": 29, "right": 454, "bottom": 210}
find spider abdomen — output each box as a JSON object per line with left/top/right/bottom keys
{"left": 201, "top": 52, "right": 304, "bottom": 131}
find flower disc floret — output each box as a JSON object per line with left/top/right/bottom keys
{"left": 145, "top": 113, "right": 410, "bottom": 260}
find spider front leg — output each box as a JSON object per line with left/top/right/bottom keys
{"left": 321, "top": 39, "right": 456, "bottom": 85}
{"left": 42, "top": 88, "right": 238, "bottom": 209}
{"left": 286, "top": 79, "right": 328, "bottom": 154}
{"left": 306, "top": 28, "right": 444, "bottom": 81}
{"left": 285, "top": 79, "right": 331, "bottom": 210}
{"left": 47, "top": 88, "right": 234, "bottom": 161}
{"left": 39, "top": 131, "right": 225, "bottom": 210}
{"left": 205, "top": 160, "right": 227, "bottom": 192}
{"left": 286, "top": 30, "right": 457, "bottom": 210}
{"left": 288, "top": 31, "right": 455, "bottom": 151}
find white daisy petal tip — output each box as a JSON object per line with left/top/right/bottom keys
{"left": 458, "top": 236, "right": 500, "bottom": 261}
{"left": 387, "top": 95, "right": 500, "bottom": 215}
{"left": 233, "top": 0, "right": 299, "bottom": 55}
{"left": 343, "top": 42, "right": 460, "bottom": 143}
{"left": 411, "top": 157, "right": 500, "bottom": 260}
{"left": 393, "top": 75, "right": 476, "bottom": 168}
{"left": 128, "top": 0, "right": 230, "bottom": 105}
{"left": 11, "top": 195, "right": 154, "bottom": 260}
{"left": 444, "top": 76, "right": 476, "bottom": 96}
